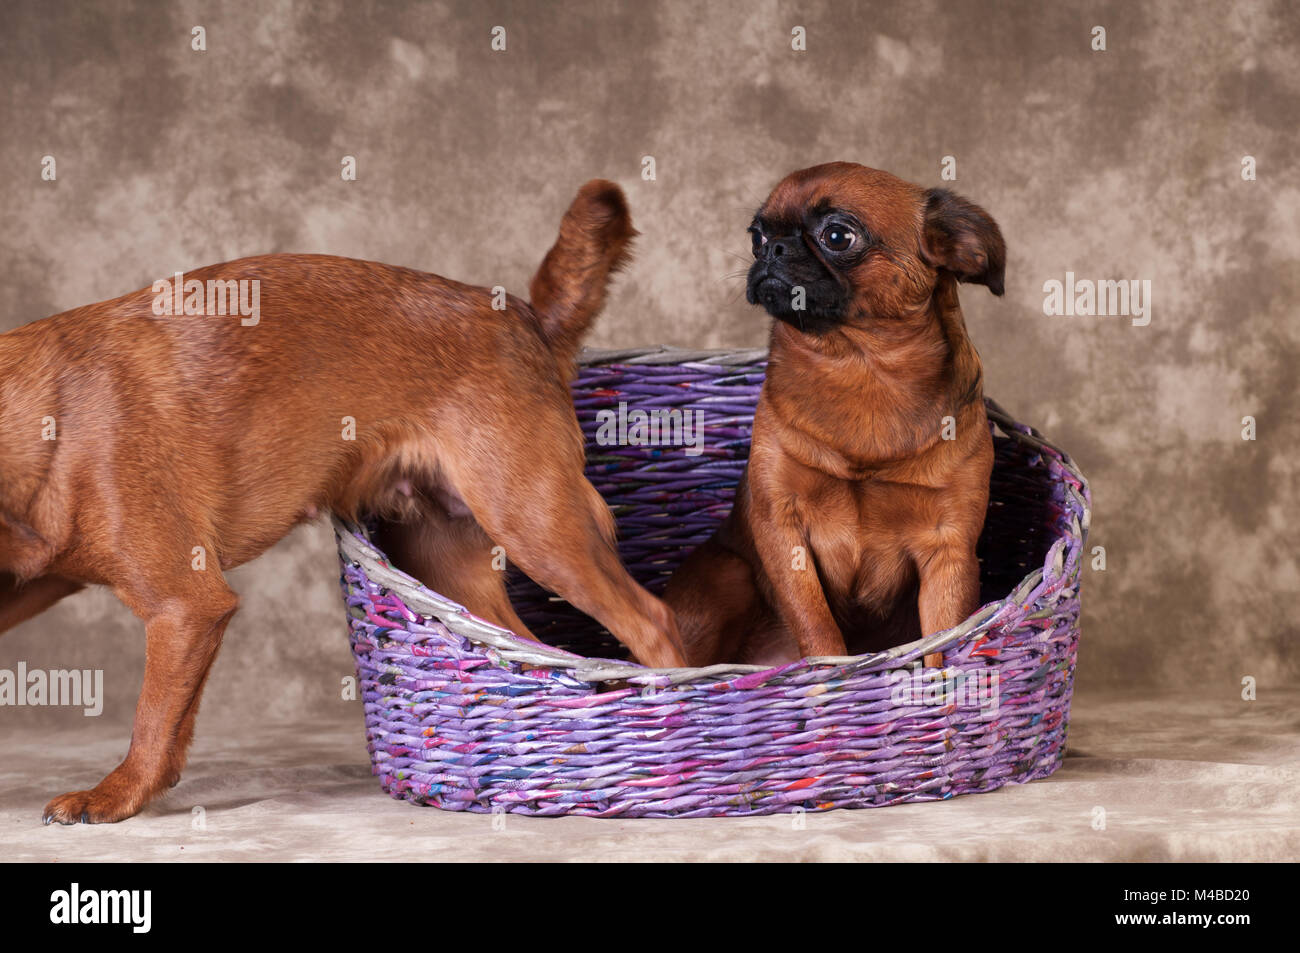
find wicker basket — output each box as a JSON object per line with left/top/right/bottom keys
{"left": 335, "top": 346, "right": 1090, "bottom": 818}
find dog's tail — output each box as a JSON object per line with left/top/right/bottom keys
{"left": 529, "top": 179, "right": 636, "bottom": 361}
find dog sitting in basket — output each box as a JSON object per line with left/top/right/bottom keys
{"left": 665, "top": 162, "right": 1006, "bottom": 670}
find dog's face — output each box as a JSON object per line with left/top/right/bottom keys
{"left": 746, "top": 162, "right": 1005, "bottom": 332}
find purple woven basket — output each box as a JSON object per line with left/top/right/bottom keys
{"left": 334, "top": 346, "right": 1090, "bottom": 818}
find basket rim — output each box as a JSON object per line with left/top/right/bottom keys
{"left": 335, "top": 346, "right": 1090, "bottom": 684}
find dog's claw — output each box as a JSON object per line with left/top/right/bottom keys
{"left": 42, "top": 814, "right": 51, "bottom": 826}
{"left": 43, "top": 787, "right": 137, "bottom": 825}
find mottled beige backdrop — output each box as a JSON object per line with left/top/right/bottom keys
{"left": 2, "top": 0, "right": 1296, "bottom": 733}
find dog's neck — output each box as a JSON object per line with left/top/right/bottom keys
{"left": 928, "top": 274, "right": 985, "bottom": 411}
{"left": 762, "top": 275, "right": 984, "bottom": 476}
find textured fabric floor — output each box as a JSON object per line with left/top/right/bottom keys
{"left": 3, "top": 690, "right": 1296, "bottom": 862}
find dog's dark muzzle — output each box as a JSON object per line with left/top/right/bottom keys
{"left": 747, "top": 269, "right": 792, "bottom": 308}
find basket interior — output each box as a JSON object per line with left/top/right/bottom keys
{"left": 492, "top": 361, "right": 1067, "bottom": 661}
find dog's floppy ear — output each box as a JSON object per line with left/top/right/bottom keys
{"left": 919, "top": 188, "right": 1006, "bottom": 296}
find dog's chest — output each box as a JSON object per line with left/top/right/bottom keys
{"left": 803, "top": 478, "right": 927, "bottom": 609}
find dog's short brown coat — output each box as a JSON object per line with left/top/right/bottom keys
{"left": 666, "top": 163, "right": 1005, "bottom": 667}
{"left": 0, "top": 180, "right": 686, "bottom": 824}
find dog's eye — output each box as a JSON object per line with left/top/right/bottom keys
{"left": 749, "top": 227, "right": 767, "bottom": 256}
{"left": 820, "top": 224, "right": 855, "bottom": 252}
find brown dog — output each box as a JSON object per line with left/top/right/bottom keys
{"left": 665, "top": 162, "right": 1004, "bottom": 669}
{"left": 0, "top": 180, "right": 686, "bottom": 825}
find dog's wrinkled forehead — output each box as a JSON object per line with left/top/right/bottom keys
{"left": 757, "top": 162, "right": 925, "bottom": 243}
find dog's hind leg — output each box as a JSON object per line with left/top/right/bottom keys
{"left": 478, "top": 479, "right": 686, "bottom": 668}
{"left": 442, "top": 440, "right": 687, "bottom": 668}
{"left": 372, "top": 507, "right": 535, "bottom": 639}
{"left": 0, "top": 572, "right": 84, "bottom": 634}
{"left": 663, "top": 538, "right": 768, "bottom": 666}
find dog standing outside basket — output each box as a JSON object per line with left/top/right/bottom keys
{"left": 336, "top": 347, "right": 1090, "bottom": 818}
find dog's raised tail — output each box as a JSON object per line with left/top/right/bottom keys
{"left": 529, "top": 179, "right": 637, "bottom": 361}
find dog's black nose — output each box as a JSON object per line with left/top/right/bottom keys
{"left": 769, "top": 241, "right": 786, "bottom": 259}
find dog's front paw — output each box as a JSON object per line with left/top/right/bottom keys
{"left": 42, "top": 787, "right": 139, "bottom": 825}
